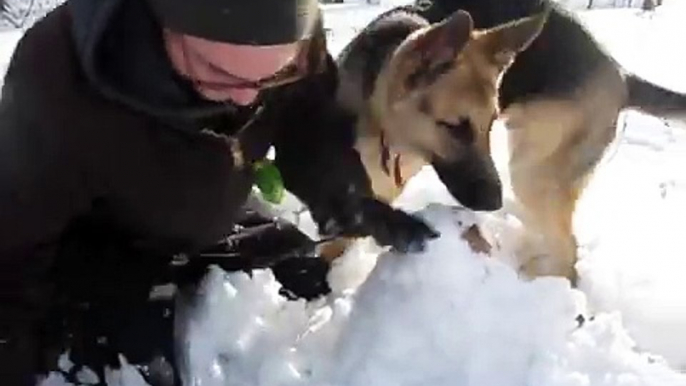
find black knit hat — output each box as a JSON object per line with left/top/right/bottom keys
{"left": 146, "top": 0, "right": 320, "bottom": 45}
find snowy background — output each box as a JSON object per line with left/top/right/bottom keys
{"left": 0, "top": 0, "right": 64, "bottom": 30}
{"left": 2, "top": 0, "right": 686, "bottom": 385}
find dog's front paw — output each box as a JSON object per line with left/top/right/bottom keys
{"left": 359, "top": 198, "right": 440, "bottom": 253}
{"left": 310, "top": 195, "right": 440, "bottom": 253}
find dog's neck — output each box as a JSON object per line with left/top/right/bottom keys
{"left": 366, "top": 69, "right": 414, "bottom": 189}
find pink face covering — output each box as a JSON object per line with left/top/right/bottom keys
{"left": 163, "top": 29, "right": 300, "bottom": 105}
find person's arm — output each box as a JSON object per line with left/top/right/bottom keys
{"left": 273, "top": 52, "right": 439, "bottom": 252}
{"left": 0, "top": 31, "right": 91, "bottom": 384}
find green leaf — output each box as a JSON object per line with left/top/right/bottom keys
{"left": 253, "top": 160, "right": 285, "bottom": 204}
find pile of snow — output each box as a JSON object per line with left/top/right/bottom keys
{"left": 173, "top": 198, "right": 686, "bottom": 386}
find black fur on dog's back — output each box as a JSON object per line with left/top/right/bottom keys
{"left": 417, "top": 0, "right": 686, "bottom": 115}
{"left": 336, "top": 7, "right": 428, "bottom": 113}
{"left": 415, "top": 0, "right": 609, "bottom": 108}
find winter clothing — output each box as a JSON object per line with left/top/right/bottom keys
{"left": 146, "top": 0, "right": 320, "bottom": 44}
{"left": 0, "top": 0, "right": 373, "bottom": 383}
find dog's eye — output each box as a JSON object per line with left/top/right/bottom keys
{"left": 436, "top": 119, "right": 464, "bottom": 130}
{"left": 436, "top": 118, "right": 475, "bottom": 144}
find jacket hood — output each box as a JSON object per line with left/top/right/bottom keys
{"left": 68, "top": 0, "right": 237, "bottom": 128}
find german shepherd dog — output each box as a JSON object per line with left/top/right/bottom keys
{"left": 318, "top": 5, "right": 550, "bottom": 262}
{"left": 327, "top": 0, "right": 686, "bottom": 283}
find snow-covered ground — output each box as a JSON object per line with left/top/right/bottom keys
{"left": 2, "top": 0, "right": 686, "bottom": 385}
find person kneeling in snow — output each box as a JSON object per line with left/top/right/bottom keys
{"left": 0, "top": 0, "right": 439, "bottom": 384}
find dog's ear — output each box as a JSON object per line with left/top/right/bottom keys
{"left": 475, "top": 5, "right": 550, "bottom": 70}
{"left": 407, "top": 9, "right": 474, "bottom": 66}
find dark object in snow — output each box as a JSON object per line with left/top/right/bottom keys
{"left": 641, "top": 0, "right": 663, "bottom": 11}
{"left": 171, "top": 209, "right": 333, "bottom": 299}
{"left": 575, "top": 314, "right": 586, "bottom": 327}
{"left": 273, "top": 257, "right": 332, "bottom": 301}
{"left": 39, "top": 211, "right": 332, "bottom": 386}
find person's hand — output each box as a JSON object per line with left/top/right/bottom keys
{"left": 311, "top": 195, "right": 440, "bottom": 254}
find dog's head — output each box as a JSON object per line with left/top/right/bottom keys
{"left": 373, "top": 8, "right": 548, "bottom": 211}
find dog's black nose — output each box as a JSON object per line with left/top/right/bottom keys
{"left": 456, "top": 181, "right": 503, "bottom": 211}
{"left": 431, "top": 157, "right": 503, "bottom": 212}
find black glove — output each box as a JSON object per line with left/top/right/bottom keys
{"left": 310, "top": 194, "right": 440, "bottom": 254}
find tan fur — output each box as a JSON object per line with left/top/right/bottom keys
{"left": 371, "top": 29, "right": 504, "bottom": 164}
{"left": 355, "top": 115, "right": 427, "bottom": 202}
{"left": 345, "top": 60, "right": 626, "bottom": 283}
{"left": 352, "top": 33, "right": 503, "bottom": 204}
{"left": 354, "top": 60, "right": 626, "bottom": 283}
{"left": 326, "top": 7, "right": 678, "bottom": 284}
{"left": 502, "top": 62, "right": 626, "bottom": 283}
{"left": 320, "top": 9, "right": 548, "bottom": 263}
{"left": 361, "top": 11, "right": 547, "bottom": 199}
{"left": 318, "top": 237, "right": 355, "bottom": 264}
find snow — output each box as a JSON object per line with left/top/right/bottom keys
{"left": 557, "top": 0, "right": 649, "bottom": 9}
{"left": 173, "top": 199, "right": 686, "bottom": 386}
{"left": 574, "top": 115, "right": 686, "bottom": 364}
{"left": 0, "top": 0, "right": 66, "bottom": 31}
{"left": 0, "top": 0, "right": 684, "bottom": 385}
{"left": 0, "top": 29, "right": 21, "bottom": 90}
{"left": 571, "top": 0, "right": 686, "bottom": 369}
